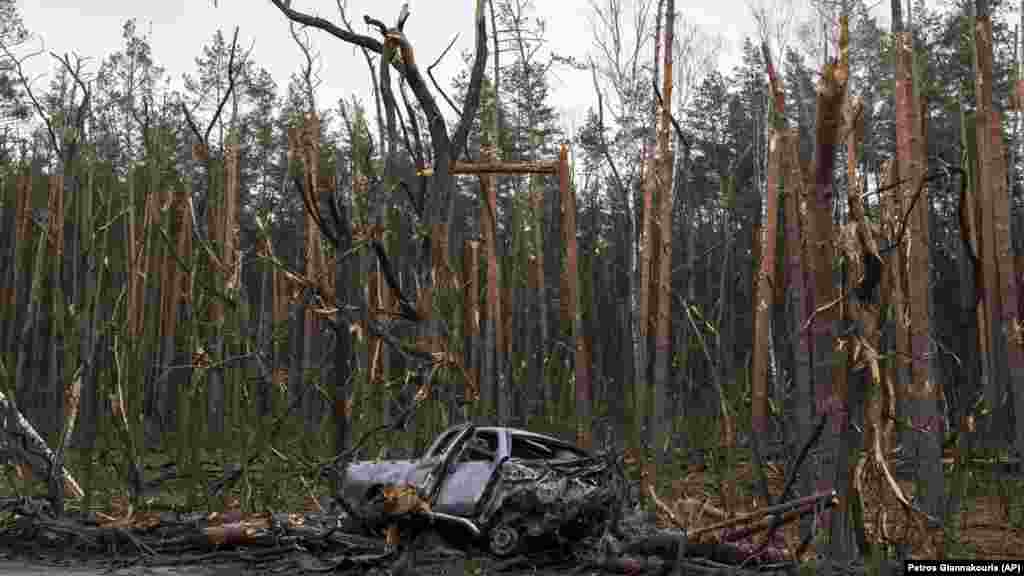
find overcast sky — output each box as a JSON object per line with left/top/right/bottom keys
{"left": 14, "top": 0, "right": 901, "bottom": 137}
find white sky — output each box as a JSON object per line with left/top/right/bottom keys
{"left": 13, "top": 0, "right": 902, "bottom": 138}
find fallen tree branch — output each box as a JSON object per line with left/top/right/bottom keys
{"left": 0, "top": 381, "right": 83, "bottom": 500}
{"left": 686, "top": 490, "right": 837, "bottom": 541}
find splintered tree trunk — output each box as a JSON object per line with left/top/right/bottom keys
{"left": 973, "top": 10, "right": 1024, "bottom": 455}
{"left": 159, "top": 185, "right": 186, "bottom": 430}
{"left": 843, "top": 97, "right": 888, "bottom": 560}
{"left": 754, "top": 44, "right": 786, "bottom": 478}
{"left": 807, "top": 16, "right": 848, "bottom": 547}
{"left": 223, "top": 141, "right": 242, "bottom": 453}
{"left": 464, "top": 239, "right": 481, "bottom": 412}
{"left": 649, "top": 0, "right": 674, "bottom": 489}
{"left": 895, "top": 26, "right": 943, "bottom": 520}
{"left": 562, "top": 145, "right": 591, "bottom": 451}
{"left": 955, "top": 107, "right": 980, "bottom": 515}
{"left": 296, "top": 115, "right": 326, "bottom": 437}
{"left": 753, "top": 133, "right": 782, "bottom": 469}
{"left": 784, "top": 133, "right": 813, "bottom": 541}
{"left": 974, "top": 1, "right": 1009, "bottom": 448}
{"left": 481, "top": 143, "right": 502, "bottom": 424}
{"left": 987, "top": 107, "right": 1024, "bottom": 456}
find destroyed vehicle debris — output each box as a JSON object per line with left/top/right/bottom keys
{"left": 337, "top": 425, "right": 622, "bottom": 556}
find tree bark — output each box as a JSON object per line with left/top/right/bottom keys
{"left": 806, "top": 17, "right": 848, "bottom": 547}
{"left": 973, "top": 0, "right": 1009, "bottom": 450}
{"left": 650, "top": 0, "right": 675, "bottom": 493}
{"left": 559, "top": 144, "right": 591, "bottom": 450}
{"left": 895, "top": 27, "right": 943, "bottom": 521}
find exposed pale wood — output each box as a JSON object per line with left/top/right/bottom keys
{"left": 463, "top": 239, "right": 481, "bottom": 403}
{"left": 0, "top": 387, "right": 84, "bottom": 499}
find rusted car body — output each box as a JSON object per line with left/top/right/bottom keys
{"left": 339, "top": 424, "right": 620, "bottom": 555}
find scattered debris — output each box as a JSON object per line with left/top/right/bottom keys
{"left": 0, "top": 423, "right": 895, "bottom": 574}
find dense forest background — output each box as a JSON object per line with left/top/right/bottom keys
{"left": 2, "top": 0, "right": 1024, "bottom": 565}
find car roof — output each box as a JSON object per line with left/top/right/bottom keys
{"left": 471, "top": 426, "right": 586, "bottom": 454}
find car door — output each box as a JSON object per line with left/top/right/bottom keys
{"left": 408, "top": 425, "right": 471, "bottom": 492}
{"left": 432, "top": 429, "right": 501, "bottom": 517}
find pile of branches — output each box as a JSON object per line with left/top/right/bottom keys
{"left": 0, "top": 496, "right": 396, "bottom": 572}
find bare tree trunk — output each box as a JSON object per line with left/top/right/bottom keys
{"left": 636, "top": 142, "right": 655, "bottom": 492}
{"left": 481, "top": 141, "right": 502, "bottom": 424}
{"left": 973, "top": 0, "right": 1009, "bottom": 449}
{"left": 894, "top": 25, "right": 943, "bottom": 521}
{"left": 806, "top": 17, "right": 848, "bottom": 549}
{"left": 650, "top": 0, "right": 675, "bottom": 492}
{"left": 333, "top": 150, "right": 354, "bottom": 465}
{"left": 716, "top": 202, "right": 736, "bottom": 514}
{"left": 559, "top": 145, "right": 591, "bottom": 450}
{"left": 753, "top": 45, "right": 786, "bottom": 486}
{"left": 531, "top": 176, "right": 550, "bottom": 421}
{"left": 782, "top": 129, "right": 814, "bottom": 540}
{"left": 462, "top": 239, "right": 481, "bottom": 417}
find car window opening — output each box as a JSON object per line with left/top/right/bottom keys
{"left": 463, "top": 430, "right": 499, "bottom": 461}
{"left": 510, "top": 436, "right": 557, "bottom": 460}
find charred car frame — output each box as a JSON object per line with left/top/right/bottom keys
{"left": 338, "top": 424, "right": 622, "bottom": 556}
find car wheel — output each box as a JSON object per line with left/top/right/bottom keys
{"left": 488, "top": 522, "right": 521, "bottom": 557}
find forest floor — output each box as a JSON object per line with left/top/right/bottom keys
{"left": 658, "top": 448, "right": 1024, "bottom": 561}
{"left": 2, "top": 444, "right": 1023, "bottom": 574}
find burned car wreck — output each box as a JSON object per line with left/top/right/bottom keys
{"left": 338, "top": 425, "right": 622, "bottom": 556}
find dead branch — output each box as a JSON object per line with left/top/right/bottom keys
{"left": 293, "top": 167, "right": 341, "bottom": 248}
{"left": 269, "top": 0, "right": 486, "bottom": 178}
{"left": 50, "top": 52, "right": 92, "bottom": 161}
{"left": 289, "top": 21, "right": 320, "bottom": 112}
{"left": 685, "top": 490, "right": 837, "bottom": 541}
{"left": 269, "top": 0, "right": 385, "bottom": 52}
{"left": 180, "top": 26, "right": 241, "bottom": 149}
{"left": 371, "top": 240, "right": 418, "bottom": 321}
{"left": 428, "top": 33, "right": 462, "bottom": 118}
{"left": 0, "top": 37, "right": 61, "bottom": 158}
{"left": 588, "top": 60, "right": 629, "bottom": 202}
